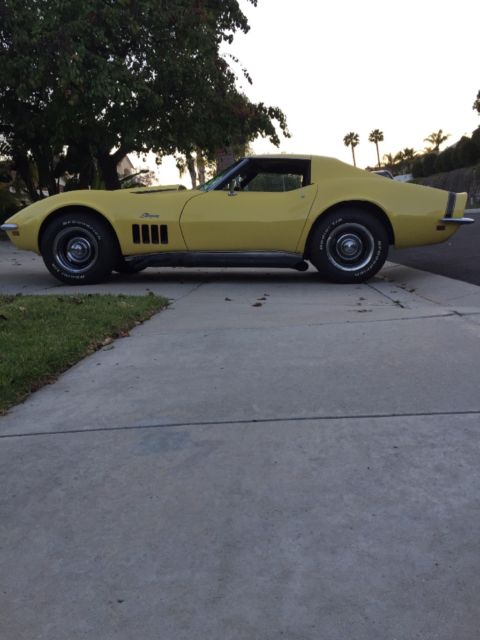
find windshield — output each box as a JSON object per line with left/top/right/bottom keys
{"left": 197, "top": 158, "right": 246, "bottom": 192}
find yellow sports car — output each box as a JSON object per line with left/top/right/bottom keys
{"left": 1, "top": 155, "right": 473, "bottom": 284}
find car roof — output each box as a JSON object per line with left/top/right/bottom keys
{"left": 248, "top": 154, "right": 312, "bottom": 160}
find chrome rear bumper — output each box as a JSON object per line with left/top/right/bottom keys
{"left": 440, "top": 217, "right": 474, "bottom": 225}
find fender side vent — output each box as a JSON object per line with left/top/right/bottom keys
{"left": 160, "top": 225, "right": 168, "bottom": 244}
{"left": 132, "top": 224, "right": 169, "bottom": 245}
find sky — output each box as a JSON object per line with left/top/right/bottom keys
{"left": 148, "top": 0, "right": 480, "bottom": 185}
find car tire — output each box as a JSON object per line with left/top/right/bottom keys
{"left": 308, "top": 209, "right": 389, "bottom": 283}
{"left": 41, "top": 212, "right": 118, "bottom": 284}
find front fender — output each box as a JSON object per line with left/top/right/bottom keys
{"left": 4, "top": 189, "right": 201, "bottom": 254}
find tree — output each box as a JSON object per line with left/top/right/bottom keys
{"left": 368, "top": 129, "right": 384, "bottom": 167}
{"left": 422, "top": 152, "right": 437, "bottom": 176}
{"left": 382, "top": 153, "right": 396, "bottom": 171}
{"left": 0, "top": 0, "right": 288, "bottom": 192}
{"left": 454, "top": 136, "right": 478, "bottom": 168}
{"left": 424, "top": 129, "right": 450, "bottom": 153}
{"left": 471, "top": 127, "right": 480, "bottom": 159}
{"left": 435, "top": 146, "right": 456, "bottom": 173}
{"left": 402, "top": 148, "right": 416, "bottom": 162}
{"left": 473, "top": 90, "right": 480, "bottom": 114}
{"left": 400, "top": 148, "right": 416, "bottom": 173}
{"left": 343, "top": 132, "right": 360, "bottom": 167}
{"left": 412, "top": 158, "right": 424, "bottom": 179}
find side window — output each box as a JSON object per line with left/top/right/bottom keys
{"left": 244, "top": 173, "right": 304, "bottom": 192}
{"left": 215, "top": 158, "right": 310, "bottom": 192}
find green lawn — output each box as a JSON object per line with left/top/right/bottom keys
{"left": 0, "top": 293, "right": 168, "bottom": 414}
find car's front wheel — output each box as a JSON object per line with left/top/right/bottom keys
{"left": 41, "top": 212, "right": 118, "bottom": 284}
{"left": 308, "top": 209, "right": 389, "bottom": 283}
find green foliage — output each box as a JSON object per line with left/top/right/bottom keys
{"left": 0, "top": 188, "right": 20, "bottom": 224}
{"left": 343, "top": 132, "right": 359, "bottom": 166}
{"left": 473, "top": 90, "right": 480, "bottom": 114}
{"left": 343, "top": 132, "right": 360, "bottom": 148}
{"left": 454, "top": 136, "right": 478, "bottom": 168}
{"left": 424, "top": 129, "right": 450, "bottom": 153}
{"left": 471, "top": 127, "right": 480, "bottom": 155}
{"left": 411, "top": 158, "right": 424, "bottom": 178}
{"left": 0, "top": 0, "right": 288, "bottom": 191}
{"left": 368, "top": 129, "right": 383, "bottom": 167}
{"left": 434, "top": 146, "right": 455, "bottom": 173}
{"left": 422, "top": 152, "right": 437, "bottom": 177}
{"left": 368, "top": 129, "right": 384, "bottom": 144}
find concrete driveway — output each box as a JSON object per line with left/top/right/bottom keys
{"left": 1, "top": 240, "right": 480, "bottom": 640}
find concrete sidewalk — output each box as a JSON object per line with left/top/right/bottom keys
{"left": 1, "top": 241, "right": 480, "bottom": 640}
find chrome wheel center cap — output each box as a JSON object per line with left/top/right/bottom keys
{"left": 337, "top": 234, "right": 362, "bottom": 259}
{"left": 68, "top": 239, "right": 92, "bottom": 263}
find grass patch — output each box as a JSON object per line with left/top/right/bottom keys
{"left": 0, "top": 293, "right": 168, "bottom": 414}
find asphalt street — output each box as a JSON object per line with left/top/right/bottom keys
{"left": 1, "top": 241, "right": 480, "bottom": 640}
{"left": 390, "top": 210, "right": 480, "bottom": 285}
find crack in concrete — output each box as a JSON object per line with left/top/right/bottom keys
{"left": 367, "top": 282, "right": 410, "bottom": 308}
{"left": 133, "top": 312, "right": 462, "bottom": 338}
{"left": 2, "top": 409, "right": 480, "bottom": 440}
{"left": 169, "top": 279, "right": 211, "bottom": 303}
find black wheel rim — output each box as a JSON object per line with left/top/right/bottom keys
{"left": 325, "top": 223, "right": 375, "bottom": 272}
{"left": 53, "top": 226, "right": 99, "bottom": 274}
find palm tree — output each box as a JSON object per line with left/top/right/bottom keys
{"left": 343, "top": 132, "right": 360, "bottom": 167}
{"left": 368, "top": 129, "right": 384, "bottom": 167}
{"left": 401, "top": 148, "right": 416, "bottom": 173}
{"left": 424, "top": 129, "right": 450, "bottom": 153}
{"left": 402, "top": 148, "right": 416, "bottom": 160}
{"left": 382, "top": 153, "right": 395, "bottom": 171}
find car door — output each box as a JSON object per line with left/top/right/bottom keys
{"left": 180, "top": 176, "right": 318, "bottom": 253}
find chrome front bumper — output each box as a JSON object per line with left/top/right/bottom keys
{"left": 0, "top": 223, "right": 18, "bottom": 231}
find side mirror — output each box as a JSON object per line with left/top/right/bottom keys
{"left": 228, "top": 177, "right": 239, "bottom": 196}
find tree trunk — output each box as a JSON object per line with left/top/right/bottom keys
{"left": 351, "top": 146, "right": 356, "bottom": 167}
{"left": 32, "top": 146, "right": 58, "bottom": 197}
{"left": 13, "top": 152, "right": 39, "bottom": 202}
{"left": 196, "top": 152, "right": 206, "bottom": 185}
{"left": 96, "top": 152, "right": 120, "bottom": 190}
{"left": 216, "top": 148, "right": 236, "bottom": 173}
{"left": 78, "top": 157, "right": 96, "bottom": 189}
{"left": 186, "top": 153, "right": 197, "bottom": 188}
{"left": 375, "top": 143, "right": 380, "bottom": 167}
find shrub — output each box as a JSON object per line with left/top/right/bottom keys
{"left": 412, "top": 158, "right": 424, "bottom": 178}
{"left": 454, "top": 136, "right": 478, "bottom": 168}
{"left": 0, "top": 188, "right": 20, "bottom": 225}
{"left": 435, "top": 146, "right": 456, "bottom": 173}
{"left": 422, "top": 152, "right": 437, "bottom": 177}
{"left": 471, "top": 127, "right": 480, "bottom": 159}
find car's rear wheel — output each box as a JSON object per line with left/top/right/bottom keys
{"left": 41, "top": 212, "right": 118, "bottom": 284}
{"left": 308, "top": 209, "right": 389, "bottom": 283}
